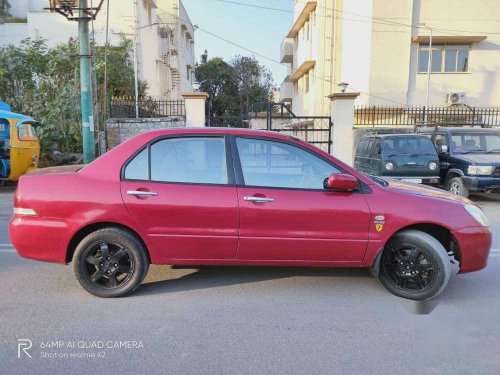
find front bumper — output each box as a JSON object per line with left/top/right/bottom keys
{"left": 383, "top": 176, "right": 440, "bottom": 185}
{"left": 462, "top": 176, "right": 500, "bottom": 192}
{"left": 453, "top": 226, "right": 492, "bottom": 273}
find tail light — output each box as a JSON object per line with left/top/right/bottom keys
{"left": 13, "top": 185, "right": 37, "bottom": 216}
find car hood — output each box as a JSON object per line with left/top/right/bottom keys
{"left": 454, "top": 153, "right": 500, "bottom": 165}
{"left": 384, "top": 178, "right": 471, "bottom": 204}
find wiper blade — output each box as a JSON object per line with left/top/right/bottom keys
{"left": 486, "top": 149, "right": 500, "bottom": 153}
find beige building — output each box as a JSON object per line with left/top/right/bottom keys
{"left": 0, "top": 0, "right": 196, "bottom": 100}
{"left": 280, "top": 0, "right": 500, "bottom": 116}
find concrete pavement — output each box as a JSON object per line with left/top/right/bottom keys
{"left": 1, "top": 188, "right": 500, "bottom": 374}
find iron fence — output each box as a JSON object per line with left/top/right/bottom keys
{"left": 110, "top": 98, "right": 185, "bottom": 118}
{"left": 355, "top": 106, "right": 500, "bottom": 127}
{"left": 269, "top": 117, "right": 333, "bottom": 153}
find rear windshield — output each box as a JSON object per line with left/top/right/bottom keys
{"left": 381, "top": 136, "right": 436, "bottom": 156}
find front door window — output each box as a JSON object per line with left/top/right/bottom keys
{"left": 236, "top": 137, "right": 340, "bottom": 190}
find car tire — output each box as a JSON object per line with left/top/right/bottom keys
{"left": 73, "top": 228, "right": 149, "bottom": 298}
{"left": 378, "top": 230, "right": 451, "bottom": 300}
{"left": 446, "top": 176, "right": 469, "bottom": 198}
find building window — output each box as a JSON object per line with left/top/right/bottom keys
{"left": 418, "top": 44, "right": 469, "bottom": 73}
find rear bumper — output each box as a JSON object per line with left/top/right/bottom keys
{"left": 9, "top": 216, "right": 70, "bottom": 263}
{"left": 462, "top": 176, "right": 500, "bottom": 192}
{"left": 453, "top": 226, "right": 492, "bottom": 273}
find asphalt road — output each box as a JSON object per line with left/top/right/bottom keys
{"left": 1, "top": 187, "right": 500, "bottom": 375}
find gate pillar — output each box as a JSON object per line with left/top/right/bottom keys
{"left": 182, "top": 92, "right": 209, "bottom": 127}
{"left": 328, "top": 92, "right": 360, "bottom": 166}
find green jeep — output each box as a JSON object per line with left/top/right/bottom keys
{"left": 354, "top": 133, "right": 440, "bottom": 185}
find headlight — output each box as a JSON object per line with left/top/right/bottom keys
{"left": 467, "top": 165, "right": 494, "bottom": 175}
{"left": 385, "top": 162, "right": 395, "bottom": 171}
{"left": 429, "top": 162, "right": 438, "bottom": 171}
{"left": 464, "top": 204, "right": 489, "bottom": 227}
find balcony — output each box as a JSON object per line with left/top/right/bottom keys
{"left": 280, "top": 37, "right": 294, "bottom": 64}
{"left": 289, "top": 60, "right": 315, "bottom": 82}
{"left": 280, "top": 77, "right": 293, "bottom": 102}
{"left": 287, "top": 1, "right": 317, "bottom": 38}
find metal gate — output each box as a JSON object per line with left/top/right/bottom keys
{"left": 207, "top": 102, "right": 333, "bottom": 153}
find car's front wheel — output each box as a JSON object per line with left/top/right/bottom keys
{"left": 446, "top": 176, "right": 469, "bottom": 198}
{"left": 73, "top": 228, "right": 149, "bottom": 297}
{"left": 378, "top": 230, "right": 451, "bottom": 300}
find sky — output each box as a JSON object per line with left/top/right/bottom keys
{"left": 181, "top": 0, "right": 293, "bottom": 86}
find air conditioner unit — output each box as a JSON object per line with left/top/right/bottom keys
{"left": 446, "top": 92, "right": 466, "bottom": 105}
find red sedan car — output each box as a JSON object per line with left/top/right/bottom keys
{"left": 10, "top": 128, "right": 491, "bottom": 299}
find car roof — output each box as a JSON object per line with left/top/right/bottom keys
{"left": 362, "top": 133, "right": 429, "bottom": 138}
{"left": 134, "top": 126, "right": 298, "bottom": 141}
{"left": 419, "top": 127, "right": 500, "bottom": 133}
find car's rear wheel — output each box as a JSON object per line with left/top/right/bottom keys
{"left": 446, "top": 176, "right": 469, "bottom": 198}
{"left": 378, "top": 230, "right": 451, "bottom": 300}
{"left": 73, "top": 228, "right": 149, "bottom": 298}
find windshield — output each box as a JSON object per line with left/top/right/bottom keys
{"left": 450, "top": 132, "right": 500, "bottom": 154}
{"left": 17, "top": 121, "right": 39, "bottom": 140}
{"left": 381, "top": 136, "right": 436, "bottom": 156}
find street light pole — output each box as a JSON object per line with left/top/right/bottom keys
{"left": 79, "top": 0, "right": 95, "bottom": 163}
{"left": 424, "top": 26, "right": 433, "bottom": 126}
{"left": 133, "top": 0, "right": 140, "bottom": 118}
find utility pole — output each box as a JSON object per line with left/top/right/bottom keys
{"left": 79, "top": 0, "right": 95, "bottom": 162}
{"left": 47, "top": 0, "right": 104, "bottom": 163}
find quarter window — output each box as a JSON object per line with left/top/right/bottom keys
{"left": 236, "top": 137, "right": 341, "bottom": 190}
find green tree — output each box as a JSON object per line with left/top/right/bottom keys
{"left": 0, "top": 37, "right": 144, "bottom": 153}
{"left": 0, "top": 0, "right": 10, "bottom": 20}
{"left": 195, "top": 52, "right": 274, "bottom": 116}
{"left": 231, "top": 55, "right": 273, "bottom": 114}
{"left": 195, "top": 56, "right": 236, "bottom": 116}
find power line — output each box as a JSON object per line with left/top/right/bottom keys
{"left": 216, "top": 0, "right": 500, "bottom": 43}
{"left": 155, "top": 5, "right": 409, "bottom": 106}
{"left": 292, "top": 0, "right": 500, "bottom": 36}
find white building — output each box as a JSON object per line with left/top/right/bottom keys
{"left": 280, "top": 0, "right": 500, "bottom": 116}
{"left": 0, "top": 0, "right": 196, "bottom": 99}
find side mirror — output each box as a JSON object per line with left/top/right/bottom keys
{"left": 324, "top": 173, "right": 358, "bottom": 191}
{"left": 440, "top": 144, "right": 449, "bottom": 153}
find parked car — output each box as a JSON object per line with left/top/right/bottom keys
{"left": 10, "top": 128, "right": 491, "bottom": 300}
{"left": 354, "top": 133, "right": 440, "bottom": 185}
{"left": 418, "top": 127, "right": 500, "bottom": 197}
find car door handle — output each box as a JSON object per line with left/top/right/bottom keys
{"left": 244, "top": 196, "right": 274, "bottom": 203}
{"left": 127, "top": 190, "right": 158, "bottom": 197}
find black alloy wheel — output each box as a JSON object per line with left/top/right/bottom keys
{"left": 378, "top": 230, "right": 451, "bottom": 300}
{"left": 73, "top": 228, "right": 149, "bottom": 297}
{"left": 83, "top": 242, "right": 134, "bottom": 288}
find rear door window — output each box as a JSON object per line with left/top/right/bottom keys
{"left": 151, "top": 137, "right": 228, "bottom": 184}
{"left": 123, "top": 137, "right": 229, "bottom": 185}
